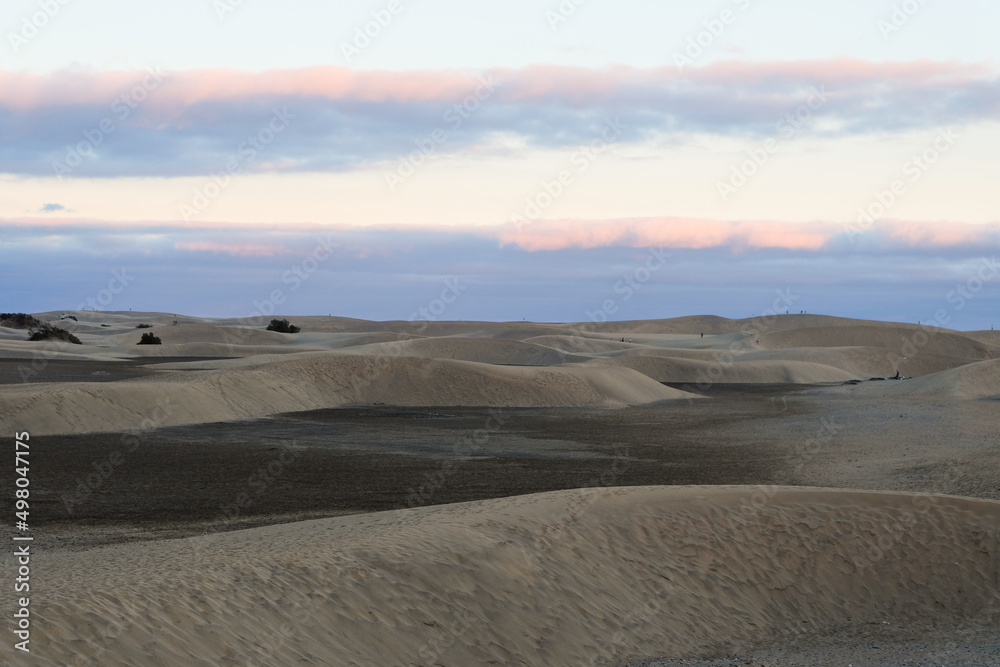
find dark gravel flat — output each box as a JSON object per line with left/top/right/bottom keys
{"left": 13, "top": 396, "right": 793, "bottom": 551}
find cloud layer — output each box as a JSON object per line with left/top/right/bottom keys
{"left": 2, "top": 59, "right": 998, "bottom": 178}
{"left": 8, "top": 216, "right": 1000, "bottom": 255}
{"left": 3, "top": 218, "right": 998, "bottom": 329}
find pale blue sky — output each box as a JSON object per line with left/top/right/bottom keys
{"left": 2, "top": 0, "right": 999, "bottom": 327}
{"left": 4, "top": 0, "right": 999, "bottom": 73}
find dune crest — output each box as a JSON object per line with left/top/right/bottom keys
{"left": 0, "top": 354, "right": 695, "bottom": 435}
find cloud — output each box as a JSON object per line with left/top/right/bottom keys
{"left": 1, "top": 59, "right": 997, "bottom": 178}
{"left": 173, "top": 241, "right": 287, "bottom": 257}
{"left": 4, "top": 216, "right": 999, "bottom": 256}
{"left": 493, "top": 217, "right": 1000, "bottom": 254}
{"left": 39, "top": 203, "right": 65, "bottom": 212}
{"left": 3, "top": 217, "right": 997, "bottom": 330}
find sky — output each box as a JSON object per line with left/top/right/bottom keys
{"left": 2, "top": 0, "right": 999, "bottom": 328}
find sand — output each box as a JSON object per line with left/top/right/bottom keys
{"left": 10, "top": 486, "right": 1000, "bottom": 666}
{"left": 2, "top": 311, "right": 999, "bottom": 665}
{"left": 3, "top": 311, "right": 997, "bottom": 437}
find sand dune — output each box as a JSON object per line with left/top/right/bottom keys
{"left": 883, "top": 357, "right": 1000, "bottom": 400}
{"left": 20, "top": 486, "right": 1000, "bottom": 666}
{"left": 738, "top": 344, "right": 947, "bottom": 379}
{"left": 568, "top": 314, "right": 743, "bottom": 335}
{"left": 4, "top": 312, "right": 998, "bottom": 435}
{"left": 0, "top": 354, "right": 696, "bottom": 435}
{"left": 963, "top": 330, "right": 1000, "bottom": 346}
{"left": 567, "top": 314, "right": 931, "bottom": 336}
{"left": 588, "top": 354, "right": 857, "bottom": 385}
{"left": 524, "top": 334, "right": 642, "bottom": 355}
{"left": 6, "top": 312, "right": 1000, "bottom": 665}
{"left": 318, "top": 319, "right": 575, "bottom": 340}
{"left": 758, "top": 324, "right": 998, "bottom": 360}
{"left": 352, "top": 336, "right": 579, "bottom": 366}
{"left": 524, "top": 333, "right": 745, "bottom": 355}
{"left": 103, "top": 323, "right": 295, "bottom": 347}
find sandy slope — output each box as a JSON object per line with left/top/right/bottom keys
{"left": 883, "top": 357, "right": 1000, "bottom": 400}
{"left": 586, "top": 354, "right": 858, "bottom": 384}
{"left": 0, "top": 354, "right": 696, "bottom": 435}
{"left": 13, "top": 486, "right": 1000, "bottom": 666}
{"left": 350, "top": 336, "right": 580, "bottom": 366}
{"left": 757, "top": 325, "right": 999, "bottom": 362}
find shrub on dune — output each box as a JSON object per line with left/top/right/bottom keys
{"left": 27, "top": 323, "right": 82, "bottom": 344}
{"left": 137, "top": 332, "right": 162, "bottom": 345}
{"left": 1, "top": 313, "right": 43, "bottom": 329}
{"left": 266, "top": 318, "right": 301, "bottom": 334}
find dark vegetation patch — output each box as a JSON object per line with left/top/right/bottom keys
{"left": 1, "top": 313, "right": 42, "bottom": 329}
{"left": 27, "top": 324, "right": 81, "bottom": 344}
{"left": 138, "top": 332, "right": 162, "bottom": 345}
{"left": 266, "top": 318, "right": 300, "bottom": 334}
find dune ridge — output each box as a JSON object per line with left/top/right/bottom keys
{"left": 0, "top": 354, "right": 696, "bottom": 435}
{"left": 586, "top": 354, "right": 858, "bottom": 384}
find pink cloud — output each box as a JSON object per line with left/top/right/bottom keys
{"left": 692, "top": 58, "right": 991, "bottom": 87}
{"left": 5, "top": 216, "right": 998, "bottom": 254}
{"left": 0, "top": 67, "right": 480, "bottom": 112}
{"left": 1, "top": 59, "right": 995, "bottom": 112}
{"left": 493, "top": 217, "right": 1000, "bottom": 252}
{"left": 494, "top": 218, "right": 834, "bottom": 252}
